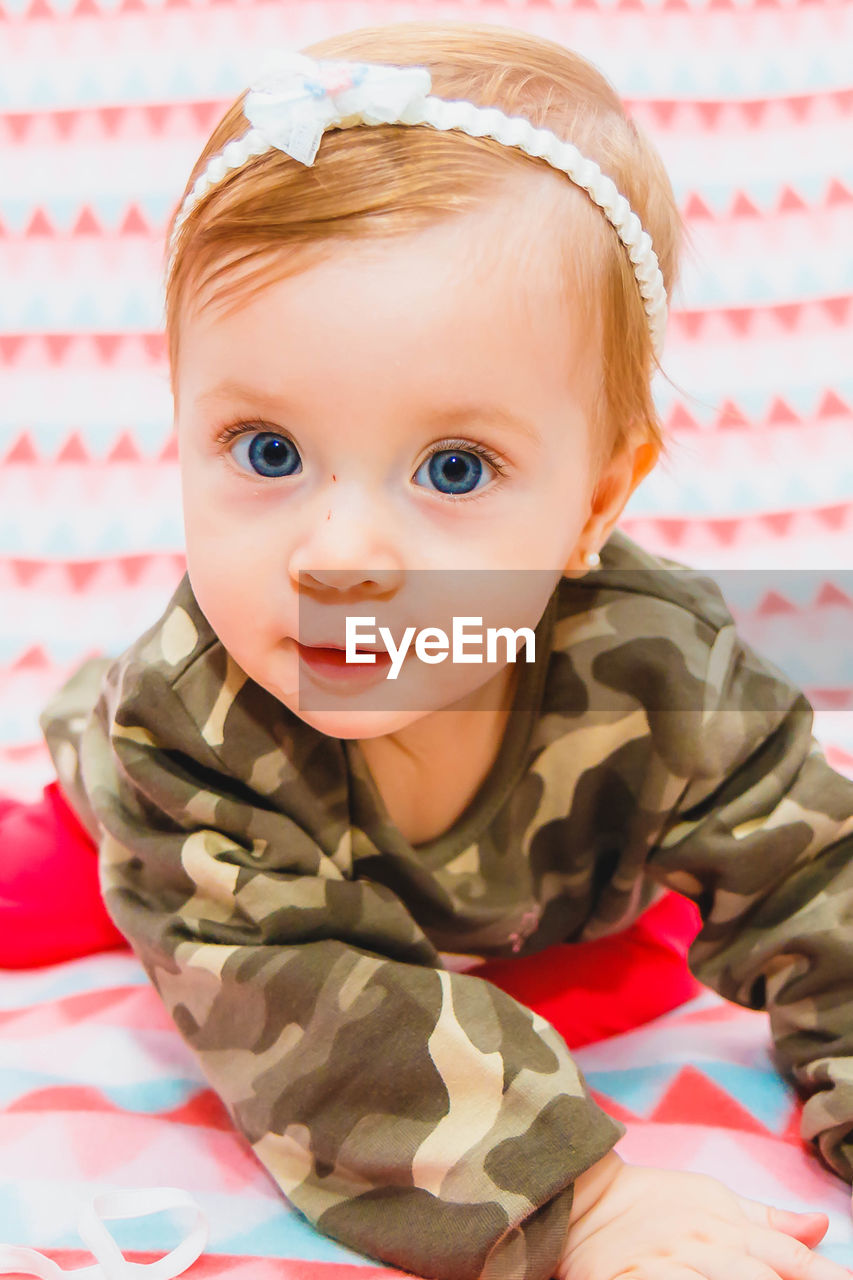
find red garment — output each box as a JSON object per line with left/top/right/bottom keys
{"left": 0, "top": 781, "right": 127, "bottom": 969}
{"left": 0, "top": 782, "right": 703, "bottom": 1045}
{"left": 470, "top": 890, "right": 704, "bottom": 1048}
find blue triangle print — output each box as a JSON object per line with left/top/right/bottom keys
{"left": 700, "top": 1062, "right": 796, "bottom": 1133}
{"left": 680, "top": 484, "right": 712, "bottom": 514}
{"left": 145, "top": 421, "right": 177, "bottom": 455}
{"left": 68, "top": 293, "right": 101, "bottom": 330}
{"left": 756, "top": 61, "right": 788, "bottom": 96}
{"left": 0, "top": 198, "right": 39, "bottom": 236}
{"left": 793, "top": 264, "right": 823, "bottom": 296}
{"left": 785, "top": 384, "right": 819, "bottom": 417}
{"left": 121, "top": 65, "right": 151, "bottom": 103}
{"left": 0, "top": 1066, "right": 67, "bottom": 1108}
{"left": 0, "top": 637, "right": 22, "bottom": 664}
{"left": 797, "top": 172, "right": 831, "bottom": 205}
{"left": 0, "top": 1179, "right": 44, "bottom": 1246}
{"left": 22, "top": 295, "right": 52, "bottom": 329}
{"left": 166, "top": 65, "right": 198, "bottom": 100}
{"left": 93, "top": 522, "right": 130, "bottom": 555}
{"left": 75, "top": 68, "right": 107, "bottom": 109}
{"left": 583, "top": 1064, "right": 681, "bottom": 1116}
{"left": 94, "top": 192, "right": 131, "bottom": 235}
{"left": 81, "top": 421, "right": 129, "bottom": 458}
{"left": 729, "top": 480, "right": 759, "bottom": 510}
{"left": 806, "top": 55, "right": 834, "bottom": 91}
{"left": 625, "top": 65, "right": 655, "bottom": 96}
{"left": 29, "top": 73, "right": 59, "bottom": 108}
{"left": 693, "top": 270, "right": 728, "bottom": 307}
{"left": 103, "top": 1076, "right": 205, "bottom": 1115}
{"left": 220, "top": 1201, "right": 374, "bottom": 1262}
{"left": 0, "top": 523, "right": 21, "bottom": 554}
{"left": 670, "top": 64, "right": 700, "bottom": 97}
{"left": 85, "top": 1206, "right": 189, "bottom": 1254}
{"left": 150, "top": 517, "right": 185, "bottom": 551}
{"left": 783, "top": 472, "right": 813, "bottom": 506}
{"left": 119, "top": 291, "right": 158, "bottom": 329}
{"left": 140, "top": 191, "right": 176, "bottom": 226}
{"left": 651, "top": 383, "right": 674, "bottom": 413}
{"left": 622, "top": 487, "right": 657, "bottom": 517}
{"left": 750, "top": 177, "right": 781, "bottom": 213}
{"left": 0, "top": 709, "right": 34, "bottom": 740}
{"left": 30, "top": 419, "right": 70, "bottom": 455}
{"left": 43, "top": 522, "right": 83, "bottom": 556}
{"left": 714, "top": 65, "right": 742, "bottom": 97}
{"left": 211, "top": 59, "right": 244, "bottom": 97}
{"left": 744, "top": 270, "right": 776, "bottom": 304}
{"left": 697, "top": 183, "right": 731, "bottom": 218}
{"left": 52, "top": 633, "right": 84, "bottom": 663}
{"left": 45, "top": 195, "right": 81, "bottom": 234}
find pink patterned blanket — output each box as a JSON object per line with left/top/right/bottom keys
{"left": 1, "top": 954, "right": 851, "bottom": 1276}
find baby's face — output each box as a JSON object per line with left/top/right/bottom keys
{"left": 175, "top": 184, "right": 607, "bottom": 738}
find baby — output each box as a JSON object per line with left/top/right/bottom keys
{"left": 34, "top": 19, "right": 853, "bottom": 1280}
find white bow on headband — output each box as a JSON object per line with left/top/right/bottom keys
{"left": 169, "top": 50, "right": 668, "bottom": 358}
{"left": 244, "top": 51, "right": 433, "bottom": 165}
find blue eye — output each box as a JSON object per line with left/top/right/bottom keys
{"left": 231, "top": 431, "right": 302, "bottom": 479}
{"left": 413, "top": 447, "right": 496, "bottom": 496}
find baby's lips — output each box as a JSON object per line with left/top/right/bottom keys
{"left": 298, "top": 638, "right": 387, "bottom": 654}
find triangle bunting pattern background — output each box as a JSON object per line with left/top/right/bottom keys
{"left": 1, "top": 0, "right": 852, "bottom": 794}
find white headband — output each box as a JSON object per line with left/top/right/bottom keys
{"left": 167, "top": 51, "right": 668, "bottom": 359}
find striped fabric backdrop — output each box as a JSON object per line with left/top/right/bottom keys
{"left": 1, "top": 0, "right": 852, "bottom": 802}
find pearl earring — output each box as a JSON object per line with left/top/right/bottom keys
{"left": 585, "top": 551, "right": 601, "bottom": 569}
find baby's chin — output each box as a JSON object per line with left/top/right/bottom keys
{"left": 273, "top": 699, "right": 436, "bottom": 742}
{"left": 241, "top": 653, "right": 428, "bottom": 738}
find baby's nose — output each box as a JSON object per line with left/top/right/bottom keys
{"left": 298, "top": 565, "right": 399, "bottom": 593}
{"left": 288, "top": 484, "right": 405, "bottom": 592}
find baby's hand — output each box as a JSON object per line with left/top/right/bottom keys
{"left": 556, "top": 1151, "right": 851, "bottom": 1280}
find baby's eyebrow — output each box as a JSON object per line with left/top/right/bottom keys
{"left": 429, "top": 405, "right": 541, "bottom": 443}
{"left": 195, "top": 381, "right": 540, "bottom": 442}
{"left": 195, "top": 380, "right": 277, "bottom": 406}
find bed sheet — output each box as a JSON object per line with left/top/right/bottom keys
{"left": 0, "top": 952, "right": 851, "bottom": 1276}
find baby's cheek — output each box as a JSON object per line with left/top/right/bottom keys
{"left": 185, "top": 544, "right": 258, "bottom": 641}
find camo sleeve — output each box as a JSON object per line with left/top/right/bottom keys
{"left": 48, "top": 659, "right": 623, "bottom": 1280}
{"left": 646, "top": 621, "right": 853, "bottom": 1183}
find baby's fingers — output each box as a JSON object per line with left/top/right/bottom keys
{"left": 669, "top": 1246, "right": 792, "bottom": 1280}
{"left": 736, "top": 1200, "right": 829, "bottom": 1250}
{"left": 745, "top": 1227, "right": 852, "bottom": 1280}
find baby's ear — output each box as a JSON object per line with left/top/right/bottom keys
{"left": 628, "top": 438, "right": 661, "bottom": 491}
{"left": 562, "top": 434, "right": 660, "bottom": 577}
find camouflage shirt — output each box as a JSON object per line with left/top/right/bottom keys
{"left": 40, "top": 530, "right": 853, "bottom": 1280}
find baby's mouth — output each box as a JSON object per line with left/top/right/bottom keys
{"left": 295, "top": 639, "right": 393, "bottom": 680}
{"left": 299, "top": 639, "right": 386, "bottom": 655}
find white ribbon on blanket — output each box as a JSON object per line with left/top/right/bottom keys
{"left": 0, "top": 1188, "right": 207, "bottom": 1280}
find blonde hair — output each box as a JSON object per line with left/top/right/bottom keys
{"left": 164, "top": 21, "right": 686, "bottom": 471}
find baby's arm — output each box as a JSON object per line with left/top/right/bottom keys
{"left": 556, "top": 1149, "right": 851, "bottom": 1280}
{"left": 642, "top": 622, "right": 853, "bottom": 1189}
{"left": 42, "top": 652, "right": 622, "bottom": 1280}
